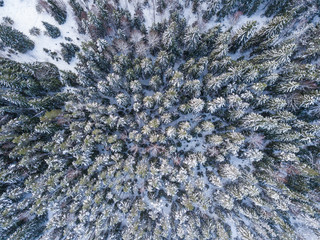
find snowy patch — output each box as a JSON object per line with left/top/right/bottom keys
{"left": 0, "top": 0, "right": 88, "bottom": 71}
{"left": 222, "top": 9, "right": 269, "bottom": 32}
{"left": 181, "top": 137, "right": 206, "bottom": 153}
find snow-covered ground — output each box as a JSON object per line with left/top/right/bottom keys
{"left": 119, "top": 0, "right": 269, "bottom": 33}
{"left": 0, "top": 0, "right": 270, "bottom": 72}
{"left": 0, "top": 0, "right": 88, "bottom": 71}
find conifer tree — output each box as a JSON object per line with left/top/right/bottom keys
{"left": 1, "top": 0, "right": 320, "bottom": 239}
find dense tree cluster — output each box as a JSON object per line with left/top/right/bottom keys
{"left": 42, "top": 21, "right": 61, "bottom": 39}
{"left": 0, "top": 25, "right": 35, "bottom": 53}
{"left": 60, "top": 42, "right": 80, "bottom": 64}
{"left": 36, "top": 0, "right": 67, "bottom": 25}
{"left": 0, "top": 0, "right": 320, "bottom": 239}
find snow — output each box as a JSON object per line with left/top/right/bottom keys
{"left": 312, "top": 15, "right": 320, "bottom": 24}
{"left": 1, "top": 1, "right": 317, "bottom": 239}
{"left": 0, "top": 0, "right": 272, "bottom": 73}
{"left": 223, "top": 10, "right": 269, "bottom": 32}
{"left": 47, "top": 208, "right": 54, "bottom": 221}
{"left": 141, "top": 0, "right": 171, "bottom": 29}
{"left": 0, "top": 0, "right": 88, "bottom": 71}
{"left": 226, "top": 217, "right": 239, "bottom": 239}
{"left": 181, "top": 137, "right": 206, "bottom": 153}
{"left": 119, "top": 0, "right": 136, "bottom": 16}
{"left": 230, "top": 155, "right": 245, "bottom": 166}
{"left": 183, "top": 4, "right": 199, "bottom": 27}
{"left": 290, "top": 215, "right": 320, "bottom": 240}
{"left": 0, "top": 0, "right": 271, "bottom": 72}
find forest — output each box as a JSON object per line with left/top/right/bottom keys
{"left": 0, "top": 0, "right": 319, "bottom": 239}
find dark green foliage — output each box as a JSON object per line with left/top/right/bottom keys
{"left": 33, "top": 62, "right": 62, "bottom": 91}
{"left": 29, "top": 27, "right": 41, "bottom": 36}
{"left": 286, "top": 175, "right": 310, "bottom": 193}
{"left": 264, "top": 0, "right": 292, "bottom": 17}
{"left": 42, "top": 21, "right": 61, "bottom": 38}
{"left": 2, "top": 16, "right": 14, "bottom": 25}
{"left": 0, "top": 25, "right": 34, "bottom": 53}
{"left": 60, "top": 43, "right": 80, "bottom": 64}
{"left": 0, "top": 58, "right": 63, "bottom": 107}
{"left": 238, "top": 0, "right": 263, "bottom": 16}
{"left": 69, "top": 0, "right": 87, "bottom": 33}
{"left": 0, "top": 57, "right": 70, "bottom": 240}
{"left": 295, "top": 23, "right": 320, "bottom": 62}
{"left": 47, "top": 0, "right": 67, "bottom": 25}
{"left": 60, "top": 70, "right": 78, "bottom": 86}
{"left": 1, "top": 214, "right": 48, "bottom": 240}
{"left": 156, "top": 0, "right": 167, "bottom": 13}
{"left": 69, "top": 0, "right": 85, "bottom": 19}
{"left": 1, "top": 0, "right": 320, "bottom": 239}
{"left": 229, "top": 20, "right": 257, "bottom": 53}
{"left": 43, "top": 48, "right": 59, "bottom": 61}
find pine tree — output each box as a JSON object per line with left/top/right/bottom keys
{"left": 1, "top": 1, "right": 320, "bottom": 239}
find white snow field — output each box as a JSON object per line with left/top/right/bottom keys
{"left": 0, "top": 0, "right": 88, "bottom": 71}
